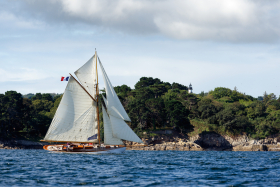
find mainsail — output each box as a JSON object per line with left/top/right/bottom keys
{"left": 44, "top": 76, "right": 98, "bottom": 143}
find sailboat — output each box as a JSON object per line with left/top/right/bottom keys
{"left": 42, "top": 51, "right": 143, "bottom": 153}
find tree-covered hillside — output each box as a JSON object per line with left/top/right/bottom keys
{"left": 1, "top": 77, "right": 279, "bottom": 141}
{"left": 0, "top": 92, "right": 62, "bottom": 140}
{"left": 109, "top": 77, "right": 280, "bottom": 139}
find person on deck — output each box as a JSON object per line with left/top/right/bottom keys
{"left": 67, "top": 143, "right": 73, "bottom": 151}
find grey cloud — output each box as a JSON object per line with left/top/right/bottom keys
{"left": 2, "top": 0, "right": 280, "bottom": 42}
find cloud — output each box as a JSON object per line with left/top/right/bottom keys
{"left": 0, "top": 68, "right": 48, "bottom": 82}
{"left": 2, "top": 0, "right": 279, "bottom": 43}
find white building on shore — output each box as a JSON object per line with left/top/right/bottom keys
{"left": 188, "top": 83, "right": 193, "bottom": 93}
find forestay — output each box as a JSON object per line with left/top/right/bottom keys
{"left": 99, "top": 58, "right": 131, "bottom": 122}
{"left": 74, "top": 55, "right": 97, "bottom": 97}
{"left": 102, "top": 105, "right": 124, "bottom": 145}
{"left": 44, "top": 77, "right": 98, "bottom": 143}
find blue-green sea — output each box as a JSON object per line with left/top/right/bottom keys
{"left": 0, "top": 150, "right": 280, "bottom": 186}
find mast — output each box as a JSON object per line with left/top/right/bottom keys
{"left": 96, "top": 50, "right": 101, "bottom": 145}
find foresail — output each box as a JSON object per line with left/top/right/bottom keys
{"left": 44, "top": 77, "right": 98, "bottom": 143}
{"left": 102, "top": 105, "right": 124, "bottom": 145}
{"left": 109, "top": 114, "right": 143, "bottom": 143}
{"left": 74, "top": 55, "right": 97, "bottom": 97}
{"left": 99, "top": 58, "right": 131, "bottom": 122}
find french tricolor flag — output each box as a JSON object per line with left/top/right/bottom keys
{"left": 61, "top": 76, "right": 70, "bottom": 81}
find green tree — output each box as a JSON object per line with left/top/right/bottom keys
{"left": 48, "top": 95, "right": 63, "bottom": 119}
{"left": 246, "top": 101, "right": 265, "bottom": 119}
{"left": 164, "top": 100, "right": 192, "bottom": 133}
{"left": 145, "top": 98, "right": 166, "bottom": 129}
{"left": 128, "top": 88, "right": 154, "bottom": 129}
{"left": 171, "top": 82, "right": 188, "bottom": 90}
{"left": 150, "top": 84, "right": 168, "bottom": 98}
{"left": 209, "top": 87, "right": 232, "bottom": 99}
{"left": 31, "top": 93, "right": 42, "bottom": 101}
{"left": 42, "top": 93, "right": 54, "bottom": 102}
{"left": 114, "top": 85, "right": 132, "bottom": 94}
{"left": 134, "top": 77, "right": 162, "bottom": 89}
{"left": 162, "top": 89, "right": 179, "bottom": 101}
{"left": 53, "top": 94, "right": 62, "bottom": 102}
{"left": 0, "top": 91, "right": 33, "bottom": 139}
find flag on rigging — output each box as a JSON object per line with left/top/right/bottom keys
{"left": 61, "top": 76, "right": 70, "bottom": 81}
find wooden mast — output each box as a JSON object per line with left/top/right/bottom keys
{"left": 96, "top": 50, "right": 101, "bottom": 145}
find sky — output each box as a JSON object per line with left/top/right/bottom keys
{"left": 0, "top": 0, "right": 280, "bottom": 97}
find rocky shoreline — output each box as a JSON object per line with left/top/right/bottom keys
{"left": 1, "top": 132, "right": 280, "bottom": 151}
{"left": 0, "top": 140, "right": 49, "bottom": 149}
{"left": 125, "top": 132, "right": 280, "bottom": 151}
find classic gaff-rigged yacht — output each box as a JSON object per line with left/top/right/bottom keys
{"left": 42, "top": 51, "right": 143, "bottom": 153}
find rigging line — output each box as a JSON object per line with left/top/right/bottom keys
{"left": 69, "top": 73, "right": 97, "bottom": 102}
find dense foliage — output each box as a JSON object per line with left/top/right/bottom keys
{"left": 107, "top": 78, "right": 280, "bottom": 139}
{"left": 1, "top": 77, "right": 279, "bottom": 141}
{"left": 0, "top": 92, "right": 62, "bottom": 140}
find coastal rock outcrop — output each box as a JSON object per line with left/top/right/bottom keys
{"left": 188, "top": 132, "right": 280, "bottom": 151}
{"left": 125, "top": 132, "right": 280, "bottom": 152}
{"left": 125, "top": 136, "right": 203, "bottom": 151}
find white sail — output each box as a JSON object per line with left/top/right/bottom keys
{"left": 99, "top": 58, "right": 131, "bottom": 121}
{"left": 74, "top": 55, "right": 97, "bottom": 97}
{"left": 102, "top": 105, "right": 124, "bottom": 145}
{"left": 44, "top": 76, "right": 98, "bottom": 143}
{"left": 102, "top": 94, "right": 108, "bottom": 107}
{"left": 109, "top": 114, "right": 143, "bottom": 143}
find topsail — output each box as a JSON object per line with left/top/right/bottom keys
{"left": 74, "top": 55, "right": 97, "bottom": 97}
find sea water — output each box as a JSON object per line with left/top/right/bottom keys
{"left": 0, "top": 150, "right": 280, "bottom": 186}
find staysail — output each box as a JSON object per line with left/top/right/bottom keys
{"left": 102, "top": 105, "right": 124, "bottom": 145}
{"left": 44, "top": 76, "right": 98, "bottom": 143}
{"left": 99, "top": 58, "right": 131, "bottom": 122}
{"left": 109, "top": 115, "right": 143, "bottom": 143}
{"left": 99, "top": 58, "right": 143, "bottom": 144}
